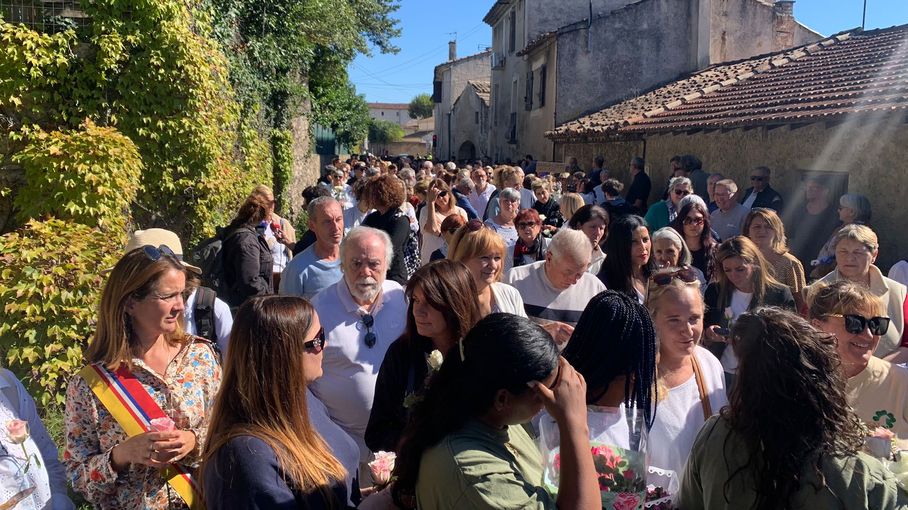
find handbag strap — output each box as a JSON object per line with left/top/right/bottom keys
{"left": 691, "top": 354, "right": 712, "bottom": 421}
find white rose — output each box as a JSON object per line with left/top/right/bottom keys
{"left": 427, "top": 349, "right": 444, "bottom": 371}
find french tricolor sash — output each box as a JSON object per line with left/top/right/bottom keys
{"left": 79, "top": 364, "right": 204, "bottom": 510}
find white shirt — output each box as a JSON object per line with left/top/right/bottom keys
{"left": 344, "top": 207, "right": 374, "bottom": 235}
{"left": 0, "top": 369, "right": 74, "bottom": 510}
{"left": 742, "top": 190, "right": 759, "bottom": 209}
{"left": 309, "top": 279, "right": 407, "bottom": 463}
{"left": 183, "top": 289, "right": 233, "bottom": 357}
{"left": 648, "top": 346, "right": 728, "bottom": 477}
{"left": 720, "top": 290, "right": 752, "bottom": 373}
{"left": 489, "top": 282, "right": 528, "bottom": 317}
{"left": 262, "top": 221, "right": 291, "bottom": 273}
{"left": 307, "top": 390, "right": 360, "bottom": 505}
{"left": 520, "top": 188, "right": 536, "bottom": 209}
{"left": 484, "top": 219, "right": 519, "bottom": 272}
{"left": 469, "top": 184, "right": 496, "bottom": 215}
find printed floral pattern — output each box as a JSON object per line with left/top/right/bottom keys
{"left": 64, "top": 338, "right": 220, "bottom": 509}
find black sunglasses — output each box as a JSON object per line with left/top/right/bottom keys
{"left": 827, "top": 314, "right": 890, "bottom": 336}
{"left": 750, "top": 176, "right": 765, "bottom": 181}
{"left": 142, "top": 244, "right": 178, "bottom": 261}
{"left": 650, "top": 266, "right": 699, "bottom": 286}
{"left": 673, "top": 189, "right": 691, "bottom": 197}
{"left": 361, "top": 314, "right": 377, "bottom": 348}
{"left": 438, "top": 190, "right": 449, "bottom": 198}
{"left": 304, "top": 327, "right": 327, "bottom": 353}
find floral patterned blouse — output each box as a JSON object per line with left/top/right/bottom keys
{"left": 64, "top": 338, "right": 221, "bottom": 509}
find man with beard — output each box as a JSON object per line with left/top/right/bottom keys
{"left": 309, "top": 226, "right": 407, "bottom": 479}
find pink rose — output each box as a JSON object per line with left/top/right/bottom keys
{"left": 150, "top": 417, "right": 176, "bottom": 432}
{"left": 6, "top": 419, "right": 29, "bottom": 444}
{"left": 872, "top": 427, "right": 896, "bottom": 440}
{"left": 369, "top": 451, "right": 396, "bottom": 485}
{"left": 612, "top": 492, "right": 642, "bottom": 510}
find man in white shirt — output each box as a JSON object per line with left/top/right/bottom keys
{"left": 309, "top": 226, "right": 407, "bottom": 470}
{"left": 280, "top": 197, "right": 344, "bottom": 299}
{"left": 469, "top": 166, "right": 496, "bottom": 214}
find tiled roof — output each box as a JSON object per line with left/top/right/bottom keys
{"left": 548, "top": 24, "right": 908, "bottom": 140}
{"left": 468, "top": 80, "right": 492, "bottom": 105}
{"left": 368, "top": 103, "right": 409, "bottom": 110}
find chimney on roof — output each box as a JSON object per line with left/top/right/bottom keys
{"left": 773, "top": 0, "right": 796, "bottom": 50}
{"left": 773, "top": 0, "right": 795, "bottom": 17}
{"left": 448, "top": 40, "right": 457, "bottom": 61}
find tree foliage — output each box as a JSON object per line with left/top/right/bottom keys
{"left": 369, "top": 119, "right": 405, "bottom": 145}
{"left": 408, "top": 93, "right": 433, "bottom": 119}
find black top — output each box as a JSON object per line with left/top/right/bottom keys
{"left": 532, "top": 199, "right": 564, "bottom": 228}
{"left": 204, "top": 435, "right": 350, "bottom": 510}
{"left": 222, "top": 225, "right": 273, "bottom": 307}
{"left": 740, "top": 185, "right": 784, "bottom": 211}
{"left": 625, "top": 172, "right": 652, "bottom": 215}
{"left": 783, "top": 202, "right": 840, "bottom": 271}
{"left": 365, "top": 336, "right": 435, "bottom": 453}
{"left": 702, "top": 281, "right": 796, "bottom": 359}
{"left": 292, "top": 230, "right": 317, "bottom": 256}
{"left": 362, "top": 208, "right": 411, "bottom": 285}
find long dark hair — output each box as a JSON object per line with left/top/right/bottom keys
{"left": 403, "top": 260, "right": 481, "bottom": 353}
{"left": 228, "top": 192, "right": 270, "bottom": 229}
{"left": 562, "top": 291, "right": 658, "bottom": 428}
{"left": 722, "top": 307, "right": 865, "bottom": 510}
{"left": 669, "top": 201, "right": 716, "bottom": 252}
{"left": 392, "top": 314, "right": 558, "bottom": 506}
{"left": 598, "top": 214, "right": 655, "bottom": 296}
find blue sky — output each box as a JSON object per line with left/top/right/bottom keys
{"left": 349, "top": 0, "right": 908, "bottom": 104}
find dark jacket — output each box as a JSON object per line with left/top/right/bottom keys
{"left": 740, "top": 185, "right": 784, "bottom": 211}
{"left": 452, "top": 189, "right": 479, "bottom": 220}
{"left": 362, "top": 208, "right": 411, "bottom": 285}
{"left": 533, "top": 199, "right": 564, "bottom": 228}
{"left": 702, "top": 281, "right": 796, "bottom": 359}
{"left": 603, "top": 197, "right": 636, "bottom": 219}
{"left": 204, "top": 435, "right": 350, "bottom": 510}
{"left": 365, "top": 336, "right": 434, "bottom": 453}
{"left": 222, "top": 225, "right": 272, "bottom": 307}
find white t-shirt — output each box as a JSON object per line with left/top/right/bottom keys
{"left": 484, "top": 219, "right": 519, "bottom": 272}
{"left": 262, "top": 221, "right": 291, "bottom": 273}
{"left": 648, "top": 346, "right": 728, "bottom": 477}
{"left": 307, "top": 390, "right": 360, "bottom": 505}
{"left": 720, "top": 290, "right": 752, "bottom": 373}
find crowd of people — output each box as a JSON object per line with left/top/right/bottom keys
{"left": 5, "top": 153, "right": 908, "bottom": 510}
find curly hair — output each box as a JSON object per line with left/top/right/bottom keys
{"left": 722, "top": 307, "right": 865, "bottom": 510}
{"left": 368, "top": 175, "right": 406, "bottom": 210}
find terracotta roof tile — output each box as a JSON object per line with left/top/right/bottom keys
{"left": 548, "top": 25, "right": 908, "bottom": 140}
{"left": 467, "top": 80, "right": 492, "bottom": 106}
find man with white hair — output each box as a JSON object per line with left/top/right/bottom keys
{"left": 710, "top": 178, "right": 750, "bottom": 240}
{"left": 452, "top": 175, "right": 479, "bottom": 220}
{"left": 506, "top": 228, "right": 606, "bottom": 334}
{"left": 309, "top": 226, "right": 407, "bottom": 471}
{"left": 469, "top": 166, "right": 496, "bottom": 214}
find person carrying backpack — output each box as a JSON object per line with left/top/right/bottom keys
{"left": 221, "top": 193, "right": 275, "bottom": 306}
{"left": 125, "top": 229, "right": 233, "bottom": 355}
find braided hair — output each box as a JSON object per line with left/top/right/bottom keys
{"left": 562, "top": 290, "right": 658, "bottom": 428}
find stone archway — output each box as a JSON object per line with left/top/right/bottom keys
{"left": 457, "top": 141, "right": 476, "bottom": 162}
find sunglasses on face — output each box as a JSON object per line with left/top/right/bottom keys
{"left": 304, "top": 327, "right": 327, "bottom": 353}
{"left": 826, "top": 313, "right": 890, "bottom": 336}
{"left": 361, "top": 314, "right": 377, "bottom": 348}
{"left": 673, "top": 189, "right": 691, "bottom": 197}
{"left": 650, "top": 266, "right": 699, "bottom": 286}
{"left": 750, "top": 176, "right": 765, "bottom": 181}
{"left": 517, "top": 222, "right": 538, "bottom": 228}
{"left": 437, "top": 190, "right": 448, "bottom": 198}
{"left": 683, "top": 217, "right": 704, "bottom": 226}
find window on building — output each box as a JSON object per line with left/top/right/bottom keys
{"left": 538, "top": 65, "right": 547, "bottom": 108}
{"left": 524, "top": 71, "right": 534, "bottom": 111}
{"left": 493, "top": 84, "right": 499, "bottom": 127}
{"left": 433, "top": 81, "right": 442, "bottom": 103}
{"left": 509, "top": 10, "right": 516, "bottom": 53}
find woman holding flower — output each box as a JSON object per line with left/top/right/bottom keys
{"left": 419, "top": 178, "right": 468, "bottom": 266}
{"left": 203, "top": 295, "right": 353, "bottom": 508}
{"left": 64, "top": 246, "right": 220, "bottom": 509}
{"left": 365, "top": 260, "right": 481, "bottom": 454}
{"left": 0, "top": 369, "right": 73, "bottom": 510}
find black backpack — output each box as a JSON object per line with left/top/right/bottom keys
{"left": 191, "top": 227, "right": 240, "bottom": 298}
{"left": 193, "top": 286, "right": 218, "bottom": 346}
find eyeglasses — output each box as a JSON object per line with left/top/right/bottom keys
{"left": 683, "top": 217, "right": 705, "bottom": 226}
{"left": 361, "top": 314, "right": 377, "bottom": 348}
{"left": 438, "top": 190, "right": 449, "bottom": 198}
{"left": 142, "top": 244, "right": 178, "bottom": 262}
{"left": 673, "top": 189, "right": 691, "bottom": 197}
{"left": 304, "top": 327, "right": 327, "bottom": 353}
{"left": 517, "top": 222, "right": 538, "bottom": 228}
{"left": 826, "top": 314, "right": 890, "bottom": 336}
{"left": 750, "top": 176, "right": 765, "bottom": 182}
{"left": 650, "top": 266, "right": 699, "bottom": 286}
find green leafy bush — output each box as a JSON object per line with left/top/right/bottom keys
{"left": 0, "top": 218, "right": 121, "bottom": 407}
{"left": 13, "top": 120, "right": 142, "bottom": 229}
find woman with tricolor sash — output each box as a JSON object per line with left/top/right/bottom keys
{"left": 64, "top": 245, "right": 221, "bottom": 509}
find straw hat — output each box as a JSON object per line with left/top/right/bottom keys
{"left": 124, "top": 228, "right": 202, "bottom": 273}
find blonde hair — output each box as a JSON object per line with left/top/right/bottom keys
{"left": 806, "top": 279, "right": 884, "bottom": 320}
{"left": 743, "top": 208, "right": 789, "bottom": 255}
{"left": 834, "top": 224, "right": 879, "bottom": 252}
{"left": 202, "top": 296, "right": 345, "bottom": 506}
{"left": 715, "top": 178, "right": 738, "bottom": 194}
{"left": 714, "top": 236, "right": 782, "bottom": 308}
{"left": 559, "top": 193, "right": 586, "bottom": 222}
{"left": 88, "top": 249, "right": 190, "bottom": 370}
{"left": 448, "top": 224, "right": 506, "bottom": 282}
{"left": 645, "top": 267, "right": 702, "bottom": 317}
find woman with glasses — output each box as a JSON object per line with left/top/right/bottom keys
{"left": 512, "top": 209, "right": 551, "bottom": 268}
{"left": 679, "top": 307, "right": 906, "bottom": 510}
{"left": 419, "top": 178, "right": 468, "bottom": 266}
{"left": 202, "top": 296, "right": 355, "bottom": 508}
{"left": 811, "top": 193, "right": 873, "bottom": 280}
{"left": 568, "top": 205, "right": 609, "bottom": 274}
{"left": 669, "top": 196, "right": 718, "bottom": 282}
{"left": 811, "top": 224, "right": 907, "bottom": 362}
{"left": 743, "top": 208, "right": 807, "bottom": 310}
{"left": 392, "top": 314, "right": 599, "bottom": 510}
{"left": 448, "top": 220, "right": 527, "bottom": 318}
{"left": 807, "top": 280, "right": 908, "bottom": 436}
{"left": 644, "top": 176, "right": 692, "bottom": 232}
{"left": 366, "top": 261, "right": 481, "bottom": 454}
{"left": 703, "top": 237, "right": 795, "bottom": 390}
{"left": 484, "top": 188, "right": 521, "bottom": 272}
{"left": 645, "top": 267, "right": 727, "bottom": 477}
{"left": 428, "top": 214, "right": 466, "bottom": 262}
{"left": 598, "top": 215, "right": 655, "bottom": 303}
{"left": 65, "top": 246, "right": 221, "bottom": 509}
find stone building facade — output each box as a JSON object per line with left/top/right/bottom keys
{"left": 433, "top": 48, "right": 492, "bottom": 160}
{"left": 368, "top": 103, "right": 411, "bottom": 127}
{"left": 451, "top": 81, "right": 492, "bottom": 162}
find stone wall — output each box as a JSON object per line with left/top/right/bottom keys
{"left": 556, "top": 117, "right": 908, "bottom": 269}
{"left": 288, "top": 112, "right": 323, "bottom": 220}
{"left": 434, "top": 53, "right": 491, "bottom": 161}
{"left": 451, "top": 89, "right": 490, "bottom": 162}
{"left": 707, "top": 0, "right": 821, "bottom": 64}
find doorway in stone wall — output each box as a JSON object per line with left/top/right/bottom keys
{"left": 457, "top": 141, "right": 477, "bottom": 162}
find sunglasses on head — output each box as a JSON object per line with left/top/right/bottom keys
{"left": 304, "top": 327, "right": 326, "bottom": 353}
{"left": 650, "top": 266, "right": 699, "bottom": 286}
{"left": 361, "top": 314, "right": 377, "bottom": 348}
{"left": 142, "top": 244, "right": 178, "bottom": 262}
{"left": 826, "top": 313, "right": 890, "bottom": 336}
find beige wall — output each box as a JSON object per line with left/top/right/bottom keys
{"left": 556, "top": 117, "right": 908, "bottom": 270}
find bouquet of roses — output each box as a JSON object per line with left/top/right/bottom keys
{"left": 547, "top": 442, "right": 648, "bottom": 510}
